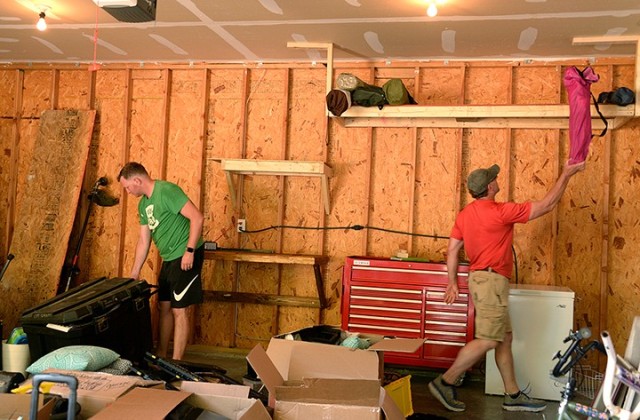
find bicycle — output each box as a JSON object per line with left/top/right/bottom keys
{"left": 552, "top": 327, "right": 640, "bottom": 419}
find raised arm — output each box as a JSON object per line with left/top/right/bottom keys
{"left": 528, "top": 161, "right": 585, "bottom": 221}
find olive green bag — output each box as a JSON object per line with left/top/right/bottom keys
{"left": 382, "top": 79, "right": 417, "bottom": 105}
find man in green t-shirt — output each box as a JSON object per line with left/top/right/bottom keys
{"left": 118, "top": 162, "right": 204, "bottom": 360}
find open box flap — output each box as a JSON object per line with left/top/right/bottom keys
{"left": 247, "top": 344, "right": 284, "bottom": 407}
{"left": 367, "top": 337, "right": 425, "bottom": 353}
{"left": 91, "top": 387, "right": 191, "bottom": 419}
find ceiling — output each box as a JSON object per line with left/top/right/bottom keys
{"left": 1, "top": 0, "right": 639, "bottom": 65}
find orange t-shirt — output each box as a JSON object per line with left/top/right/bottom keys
{"left": 450, "top": 199, "right": 532, "bottom": 279}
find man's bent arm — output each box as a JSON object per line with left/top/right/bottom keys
{"left": 180, "top": 199, "right": 204, "bottom": 250}
{"left": 445, "top": 237, "right": 464, "bottom": 304}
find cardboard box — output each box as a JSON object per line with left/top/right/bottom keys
{"left": 0, "top": 394, "right": 55, "bottom": 420}
{"left": 39, "top": 369, "right": 162, "bottom": 418}
{"left": 247, "top": 337, "right": 416, "bottom": 420}
{"left": 181, "top": 381, "right": 271, "bottom": 420}
{"left": 274, "top": 378, "right": 386, "bottom": 420}
{"left": 91, "top": 387, "right": 190, "bottom": 419}
{"left": 92, "top": 381, "right": 271, "bottom": 419}
{"left": 268, "top": 326, "right": 424, "bottom": 381}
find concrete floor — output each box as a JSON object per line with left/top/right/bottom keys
{"left": 181, "top": 345, "right": 591, "bottom": 419}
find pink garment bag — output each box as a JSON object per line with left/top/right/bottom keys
{"left": 563, "top": 66, "right": 607, "bottom": 164}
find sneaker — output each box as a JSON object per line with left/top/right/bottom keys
{"left": 428, "top": 375, "right": 466, "bottom": 412}
{"left": 502, "top": 390, "right": 547, "bottom": 412}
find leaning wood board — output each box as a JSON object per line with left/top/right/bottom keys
{"left": 1, "top": 109, "right": 96, "bottom": 335}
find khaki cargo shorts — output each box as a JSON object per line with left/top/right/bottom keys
{"left": 468, "top": 270, "right": 511, "bottom": 341}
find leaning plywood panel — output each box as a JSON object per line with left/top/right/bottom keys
{"left": 0, "top": 109, "right": 96, "bottom": 333}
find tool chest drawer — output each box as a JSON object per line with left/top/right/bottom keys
{"left": 341, "top": 256, "right": 474, "bottom": 368}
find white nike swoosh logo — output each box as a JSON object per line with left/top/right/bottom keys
{"left": 173, "top": 275, "right": 198, "bottom": 302}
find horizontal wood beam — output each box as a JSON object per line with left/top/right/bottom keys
{"left": 204, "top": 290, "right": 322, "bottom": 308}
{"left": 205, "top": 250, "right": 328, "bottom": 265}
{"left": 338, "top": 104, "right": 634, "bottom": 129}
{"left": 340, "top": 104, "right": 633, "bottom": 119}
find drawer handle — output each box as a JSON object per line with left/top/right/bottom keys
{"left": 425, "top": 330, "right": 466, "bottom": 337}
{"left": 427, "top": 340, "right": 465, "bottom": 347}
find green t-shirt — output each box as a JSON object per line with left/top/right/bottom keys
{"left": 138, "top": 180, "right": 202, "bottom": 262}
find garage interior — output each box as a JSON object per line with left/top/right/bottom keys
{"left": 0, "top": 0, "right": 640, "bottom": 418}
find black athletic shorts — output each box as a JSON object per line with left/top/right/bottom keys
{"left": 157, "top": 245, "right": 204, "bottom": 308}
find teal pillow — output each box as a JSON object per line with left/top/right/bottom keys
{"left": 26, "top": 345, "right": 120, "bottom": 374}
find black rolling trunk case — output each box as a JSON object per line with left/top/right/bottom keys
{"left": 20, "top": 277, "right": 152, "bottom": 364}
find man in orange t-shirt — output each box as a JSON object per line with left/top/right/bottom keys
{"left": 429, "top": 160, "right": 585, "bottom": 413}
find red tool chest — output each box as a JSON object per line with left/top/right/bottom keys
{"left": 341, "top": 256, "right": 474, "bottom": 368}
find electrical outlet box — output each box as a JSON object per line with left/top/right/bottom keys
{"left": 237, "top": 219, "right": 246, "bottom": 233}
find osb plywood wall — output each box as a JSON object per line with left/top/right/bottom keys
{"left": 0, "top": 59, "right": 639, "bottom": 355}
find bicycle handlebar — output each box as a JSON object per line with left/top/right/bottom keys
{"left": 552, "top": 327, "right": 603, "bottom": 377}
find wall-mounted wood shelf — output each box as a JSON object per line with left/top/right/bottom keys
{"left": 338, "top": 104, "right": 635, "bottom": 129}
{"left": 203, "top": 250, "right": 329, "bottom": 308}
{"left": 220, "top": 159, "right": 333, "bottom": 215}
{"left": 301, "top": 36, "right": 640, "bottom": 130}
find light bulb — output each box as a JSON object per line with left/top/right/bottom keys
{"left": 36, "top": 12, "right": 47, "bottom": 31}
{"left": 427, "top": 3, "right": 438, "bottom": 17}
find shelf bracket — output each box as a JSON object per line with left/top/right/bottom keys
{"left": 287, "top": 41, "right": 334, "bottom": 116}
{"left": 220, "top": 159, "right": 333, "bottom": 215}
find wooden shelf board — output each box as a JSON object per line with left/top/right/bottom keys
{"left": 205, "top": 250, "right": 328, "bottom": 265}
{"left": 337, "top": 104, "right": 636, "bottom": 129}
{"left": 221, "top": 159, "right": 332, "bottom": 177}
{"left": 203, "top": 290, "right": 322, "bottom": 308}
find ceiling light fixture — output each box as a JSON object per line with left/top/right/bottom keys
{"left": 36, "top": 11, "right": 47, "bottom": 31}
{"left": 426, "top": 0, "right": 445, "bottom": 18}
{"left": 426, "top": 3, "right": 437, "bottom": 17}
{"left": 36, "top": 5, "right": 50, "bottom": 31}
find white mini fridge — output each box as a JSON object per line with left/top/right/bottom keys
{"left": 485, "top": 284, "right": 574, "bottom": 401}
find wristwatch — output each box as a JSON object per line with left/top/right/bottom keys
{"left": 186, "top": 247, "right": 195, "bottom": 253}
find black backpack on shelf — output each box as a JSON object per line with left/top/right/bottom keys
{"left": 597, "top": 87, "right": 635, "bottom": 106}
